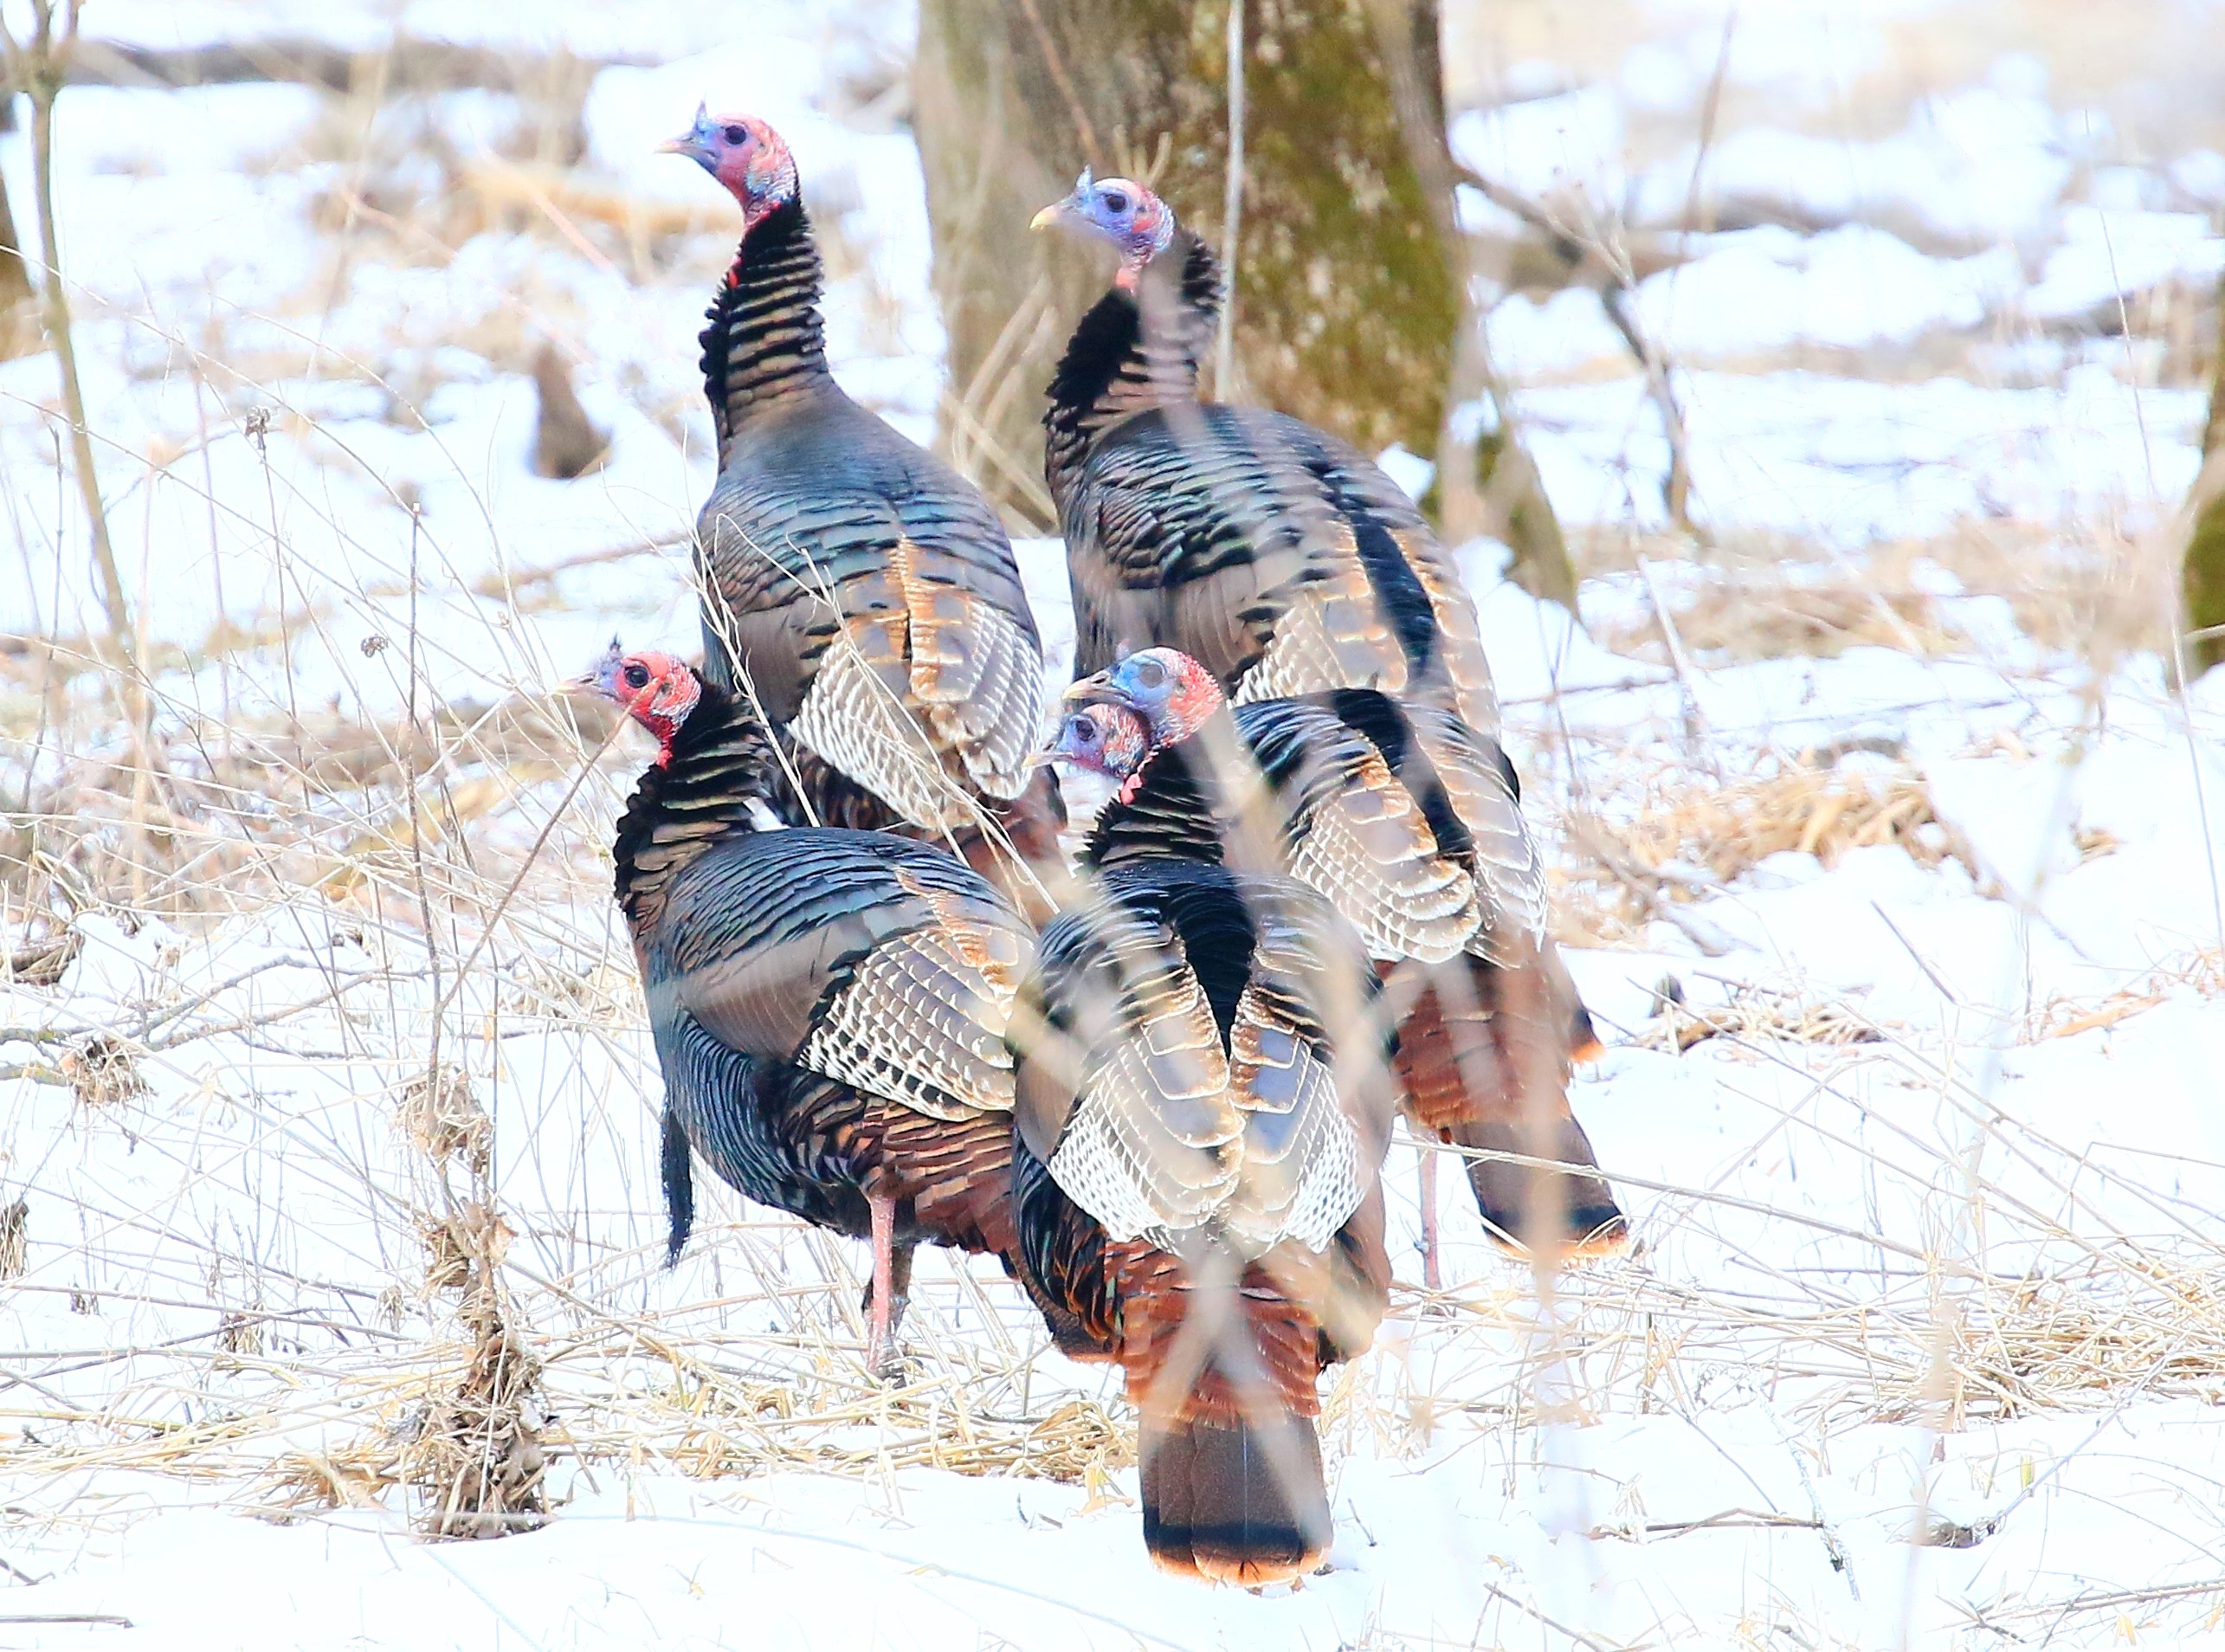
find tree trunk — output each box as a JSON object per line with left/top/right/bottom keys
{"left": 0, "top": 150, "right": 35, "bottom": 345}
{"left": 912, "top": 0, "right": 1574, "bottom": 607}
{"left": 2183, "top": 271, "right": 2225, "bottom": 677}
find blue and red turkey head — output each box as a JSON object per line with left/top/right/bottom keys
{"left": 659, "top": 106, "right": 798, "bottom": 229}
{"left": 581, "top": 639, "right": 700, "bottom": 764}
{"left": 1032, "top": 168, "right": 1175, "bottom": 290}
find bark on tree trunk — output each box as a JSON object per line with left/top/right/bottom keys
{"left": 0, "top": 153, "right": 35, "bottom": 339}
{"left": 2183, "top": 271, "right": 2225, "bottom": 676}
{"left": 913, "top": 0, "right": 1576, "bottom": 608}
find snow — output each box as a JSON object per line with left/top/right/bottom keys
{"left": 7, "top": 2, "right": 2225, "bottom": 1648}
{"left": 1519, "top": 368, "right": 2203, "bottom": 542}
{"left": 1638, "top": 227, "right": 2023, "bottom": 356}
{"left": 1453, "top": 87, "right": 1628, "bottom": 203}
{"left": 1633, "top": 81, "right": 2081, "bottom": 251}
{"left": 2026, "top": 206, "right": 2225, "bottom": 321}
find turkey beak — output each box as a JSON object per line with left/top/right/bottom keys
{"left": 659, "top": 108, "right": 717, "bottom": 170}
{"left": 1030, "top": 202, "right": 1071, "bottom": 233}
{"left": 566, "top": 650, "right": 622, "bottom": 701}
{"left": 660, "top": 132, "right": 715, "bottom": 168}
{"left": 1062, "top": 672, "right": 1132, "bottom": 710}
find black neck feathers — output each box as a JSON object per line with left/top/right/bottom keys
{"left": 699, "top": 197, "right": 829, "bottom": 459}
{"left": 612, "top": 679, "right": 778, "bottom": 931}
{"left": 1044, "top": 233, "right": 1224, "bottom": 498}
{"left": 1083, "top": 740, "right": 1223, "bottom": 872}
{"left": 1081, "top": 705, "right": 1266, "bottom": 874}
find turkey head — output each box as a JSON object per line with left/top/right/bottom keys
{"left": 1032, "top": 170, "right": 1175, "bottom": 290}
{"left": 660, "top": 106, "right": 798, "bottom": 229}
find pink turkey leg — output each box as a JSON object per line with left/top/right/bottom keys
{"left": 867, "top": 1194, "right": 898, "bottom": 1378}
{"left": 1419, "top": 1144, "right": 1442, "bottom": 1293}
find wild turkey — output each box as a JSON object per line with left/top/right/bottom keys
{"left": 1052, "top": 648, "right": 1625, "bottom": 1279}
{"left": 582, "top": 640, "right": 1035, "bottom": 1375}
{"left": 1034, "top": 172, "right": 1498, "bottom": 733}
{"left": 1010, "top": 857, "right": 1394, "bottom": 1584}
{"left": 662, "top": 108, "right": 1061, "bottom": 900}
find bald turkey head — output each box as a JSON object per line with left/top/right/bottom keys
{"left": 579, "top": 639, "right": 701, "bottom": 765}
{"left": 1047, "top": 699, "right": 1154, "bottom": 800}
{"left": 1032, "top": 170, "right": 1175, "bottom": 291}
{"left": 661, "top": 106, "right": 798, "bottom": 229}
{"left": 1084, "top": 648, "right": 1224, "bottom": 745}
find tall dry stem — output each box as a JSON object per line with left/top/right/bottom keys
{"left": 0, "top": 0, "right": 158, "bottom": 773}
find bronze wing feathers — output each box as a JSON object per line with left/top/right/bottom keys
{"left": 662, "top": 834, "right": 1030, "bottom": 1123}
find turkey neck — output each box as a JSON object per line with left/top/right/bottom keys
{"left": 612, "top": 681, "right": 779, "bottom": 932}
{"left": 1087, "top": 706, "right": 1282, "bottom": 873}
{"left": 700, "top": 197, "right": 829, "bottom": 457}
{"left": 1044, "top": 234, "right": 1222, "bottom": 498}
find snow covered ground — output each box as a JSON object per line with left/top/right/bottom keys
{"left": 6, "top": 2, "right": 2225, "bottom": 1648}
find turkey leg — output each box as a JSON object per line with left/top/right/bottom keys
{"left": 1418, "top": 1141, "right": 1443, "bottom": 1292}
{"left": 864, "top": 1196, "right": 913, "bottom": 1378}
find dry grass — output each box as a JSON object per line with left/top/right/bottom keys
{"left": 3, "top": 671, "right": 625, "bottom": 938}
{"left": 261, "top": 1442, "right": 405, "bottom": 1516}
{"left": 1938, "top": 1258, "right": 2225, "bottom": 1419}
{"left": 1634, "top": 989, "right": 1885, "bottom": 1054}
{"left": 20, "top": 1302, "right": 1145, "bottom": 1511}
{"left": 1608, "top": 764, "right": 1967, "bottom": 880}
{"left": 1616, "top": 574, "right": 1968, "bottom": 662}
{"left": 0, "top": 1195, "right": 24, "bottom": 1281}
{"left": 407, "top": 1282, "right": 548, "bottom": 1539}
{"left": 2029, "top": 944, "right": 2225, "bottom": 1042}
{"left": 56, "top": 1031, "right": 146, "bottom": 1107}
{"left": 1578, "top": 523, "right": 2171, "bottom": 671}
{"left": 396, "top": 1063, "right": 492, "bottom": 1178}
{"left": 1556, "top": 758, "right": 1972, "bottom": 947}
{"left": 1, "top": 25, "right": 2222, "bottom": 1652}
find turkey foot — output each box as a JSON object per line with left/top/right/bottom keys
{"left": 863, "top": 1197, "right": 913, "bottom": 1381}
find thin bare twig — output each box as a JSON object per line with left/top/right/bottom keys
{"left": 1214, "top": 0, "right": 1245, "bottom": 398}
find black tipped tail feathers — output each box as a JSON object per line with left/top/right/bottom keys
{"left": 1140, "top": 1411, "right": 1332, "bottom": 1586}
{"left": 661, "top": 1102, "right": 695, "bottom": 1267}
{"left": 1448, "top": 1113, "right": 1627, "bottom": 1259}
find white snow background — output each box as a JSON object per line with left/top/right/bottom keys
{"left": 5, "top": 0, "right": 2225, "bottom": 1648}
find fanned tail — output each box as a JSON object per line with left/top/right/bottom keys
{"left": 1446, "top": 1112, "right": 1626, "bottom": 1258}
{"left": 1391, "top": 952, "right": 1628, "bottom": 1256}
{"left": 1114, "top": 1249, "right": 1340, "bottom": 1586}
{"left": 1140, "top": 1410, "right": 1330, "bottom": 1585}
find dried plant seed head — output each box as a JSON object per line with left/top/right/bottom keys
{"left": 64, "top": 1035, "right": 144, "bottom": 1107}
{"left": 0, "top": 1197, "right": 24, "bottom": 1282}
{"left": 397, "top": 1066, "right": 492, "bottom": 1176}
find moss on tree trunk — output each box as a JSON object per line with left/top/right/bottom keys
{"left": 913, "top": 0, "right": 1573, "bottom": 608}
